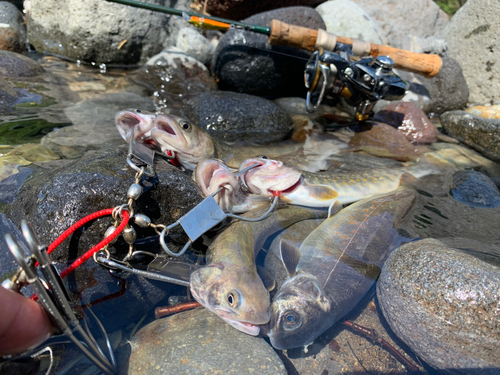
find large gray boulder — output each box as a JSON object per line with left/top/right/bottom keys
{"left": 315, "top": 0, "right": 384, "bottom": 44}
{"left": 27, "top": 0, "right": 192, "bottom": 65}
{"left": 351, "top": 0, "right": 449, "bottom": 47}
{"left": 0, "top": 1, "right": 27, "bottom": 52}
{"left": 378, "top": 238, "right": 500, "bottom": 373}
{"left": 441, "top": 0, "right": 500, "bottom": 104}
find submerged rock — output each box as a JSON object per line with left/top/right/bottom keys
{"left": 348, "top": 121, "right": 431, "bottom": 161}
{"left": 212, "top": 7, "right": 325, "bottom": 98}
{"left": 450, "top": 170, "right": 500, "bottom": 208}
{"left": 373, "top": 101, "right": 437, "bottom": 143}
{"left": 41, "top": 92, "right": 156, "bottom": 159}
{"left": 0, "top": 50, "right": 44, "bottom": 78}
{"left": 2, "top": 146, "right": 203, "bottom": 330}
{"left": 378, "top": 238, "right": 500, "bottom": 373}
{"left": 183, "top": 91, "right": 294, "bottom": 144}
{"left": 316, "top": 0, "right": 384, "bottom": 44}
{"left": 0, "top": 1, "right": 27, "bottom": 52}
{"left": 133, "top": 47, "right": 217, "bottom": 112}
{"left": 128, "top": 308, "right": 286, "bottom": 375}
{"left": 440, "top": 110, "right": 500, "bottom": 162}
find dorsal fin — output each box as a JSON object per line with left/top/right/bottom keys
{"left": 280, "top": 238, "right": 301, "bottom": 277}
{"left": 257, "top": 265, "right": 276, "bottom": 292}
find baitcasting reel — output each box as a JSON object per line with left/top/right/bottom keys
{"left": 304, "top": 48, "right": 410, "bottom": 121}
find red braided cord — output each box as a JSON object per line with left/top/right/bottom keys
{"left": 47, "top": 208, "right": 115, "bottom": 254}
{"left": 59, "top": 210, "right": 129, "bottom": 278}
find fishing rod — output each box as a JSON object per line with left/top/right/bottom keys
{"left": 105, "top": 0, "right": 442, "bottom": 77}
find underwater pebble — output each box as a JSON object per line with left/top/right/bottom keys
{"left": 378, "top": 238, "right": 500, "bottom": 373}
{"left": 128, "top": 308, "right": 286, "bottom": 375}
{"left": 450, "top": 170, "right": 500, "bottom": 208}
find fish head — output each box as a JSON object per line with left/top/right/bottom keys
{"left": 193, "top": 159, "right": 240, "bottom": 212}
{"left": 190, "top": 263, "right": 271, "bottom": 336}
{"left": 264, "top": 274, "right": 331, "bottom": 349}
{"left": 150, "top": 114, "right": 215, "bottom": 170}
{"left": 239, "top": 157, "right": 302, "bottom": 197}
{"left": 115, "top": 109, "right": 157, "bottom": 143}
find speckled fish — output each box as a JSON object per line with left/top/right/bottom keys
{"left": 115, "top": 109, "right": 157, "bottom": 143}
{"left": 115, "top": 113, "right": 349, "bottom": 171}
{"left": 189, "top": 205, "right": 328, "bottom": 336}
{"left": 239, "top": 157, "right": 437, "bottom": 207}
{"left": 193, "top": 159, "right": 270, "bottom": 213}
{"left": 264, "top": 188, "right": 418, "bottom": 350}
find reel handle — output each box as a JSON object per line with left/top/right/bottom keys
{"left": 268, "top": 20, "right": 442, "bottom": 77}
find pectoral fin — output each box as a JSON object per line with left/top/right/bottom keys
{"left": 304, "top": 183, "right": 339, "bottom": 201}
{"left": 257, "top": 265, "right": 276, "bottom": 292}
{"left": 280, "top": 238, "right": 301, "bottom": 278}
{"left": 328, "top": 200, "right": 342, "bottom": 218}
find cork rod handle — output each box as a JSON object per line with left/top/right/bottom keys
{"left": 268, "top": 20, "right": 442, "bottom": 77}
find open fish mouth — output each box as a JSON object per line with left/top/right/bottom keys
{"left": 115, "top": 110, "right": 155, "bottom": 142}
{"left": 239, "top": 158, "right": 302, "bottom": 196}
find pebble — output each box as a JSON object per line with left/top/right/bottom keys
{"left": 0, "top": 1, "right": 27, "bottom": 52}
{"left": 128, "top": 308, "right": 287, "bottom": 375}
{"left": 450, "top": 170, "right": 500, "bottom": 208}
{"left": 348, "top": 121, "right": 431, "bottom": 161}
{"left": 440, "top": 110, "right": 500, "bottom": 162}
{"left": 373, "top": 101, "right": 437, "bottom": 143}
{"left": 377, "top": 238, "right": 500, "bottom": 373}
{"left": 182, "top": 91, "right": 293, "bottom": 144}
{"left": 0, "top": 50, "right": 44, "bottom": 78}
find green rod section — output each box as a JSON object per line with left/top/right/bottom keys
{"left": 105, "top": 0, "right": 271, "bottom": 34}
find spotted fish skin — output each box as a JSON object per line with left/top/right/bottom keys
{"left": 265, "top": 188, "right": 419, "bottom": 350}
{"left": 240, "top": 157, "right": 436, "bottom": 208}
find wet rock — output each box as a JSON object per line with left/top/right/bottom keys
{"left": 212, "top": 7, "right": 325, "bottom": 97}
{"left": 0, "top": 1, "right": 27, "bottom": 52}
{"left": 450, "top": 170, "right": 500, "bottom": 208}
{"left": 41, "top": 92, "right": 156, "bottom": 159}
{"left": 465, "top": 104, "right": 500, "bottom": 119}
{"left": 378, "top": 238, "right": 500, "bottom": 373}
{"left": 133, "top": 47, "right": 217, "bottom": 113}
{"left": 373, "top": 101, "right": 437, "bottom": 143}
{"left": 351, "top": 0, "right": 448, "bottom": 47}
{"left": 349, "top": 121, "right": 431, "bottom": 161}
{"left": 440, "top": 110, "right": 500, "bottom": 162}
{"left": 0, "top": 50, "right": 44, "bottom": 78}
{"left": 175, "top": 27, "right": 215, "bottom": 65}
{"left": 183, "top": 91, "right": 294, "bottom": 144}
{"left": 128, "top": 308, "right": 287, "bottom": 375}
{"left": 2, "top": 146, "right": 203, "bottom": 330}
{"left": 27, "top": 0, "right": 192, "bottom": 65}
{"left": 205, "top": 0, "right": 326, "bottom": 21}
{"left": 374, "top": 56, "right": 469, "bottom": 115}
{"left": 316, "top": 0, "right": 384, "bottom": 44}
{"left": 442, "top": 0, "right": 500, "bottom": 104}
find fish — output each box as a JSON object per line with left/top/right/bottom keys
{"left": 264, "top": 188, "right": 418, "bottom": 350}
{"left": 192, "top": 159, "right": 269, "bottom": 213}
{"left": 239, "top": 157, "right": 438, "bottom": 208}
{"left": 115, "top": 112, "right": 350, "bottom": 172}
{"left": 189, "top": 205, "right": 328, "bottom": 336}
{"left": 114, "top": 109, "right": 157, "bottom": 143}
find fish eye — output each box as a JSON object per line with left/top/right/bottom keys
{"left": 258, "top": 155, "right": 268, "bottom": 159}
{"left": 180, "top": 121, "right": 191, "bottom": 131}
{"left": 282, "top": 310, "right": 302, "bottom": 331}
{"left": 136, "top": 109, "right": 142, "bottom": 113}
{"left": 226, "top": 290, "right": 239, "bottom": 308}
